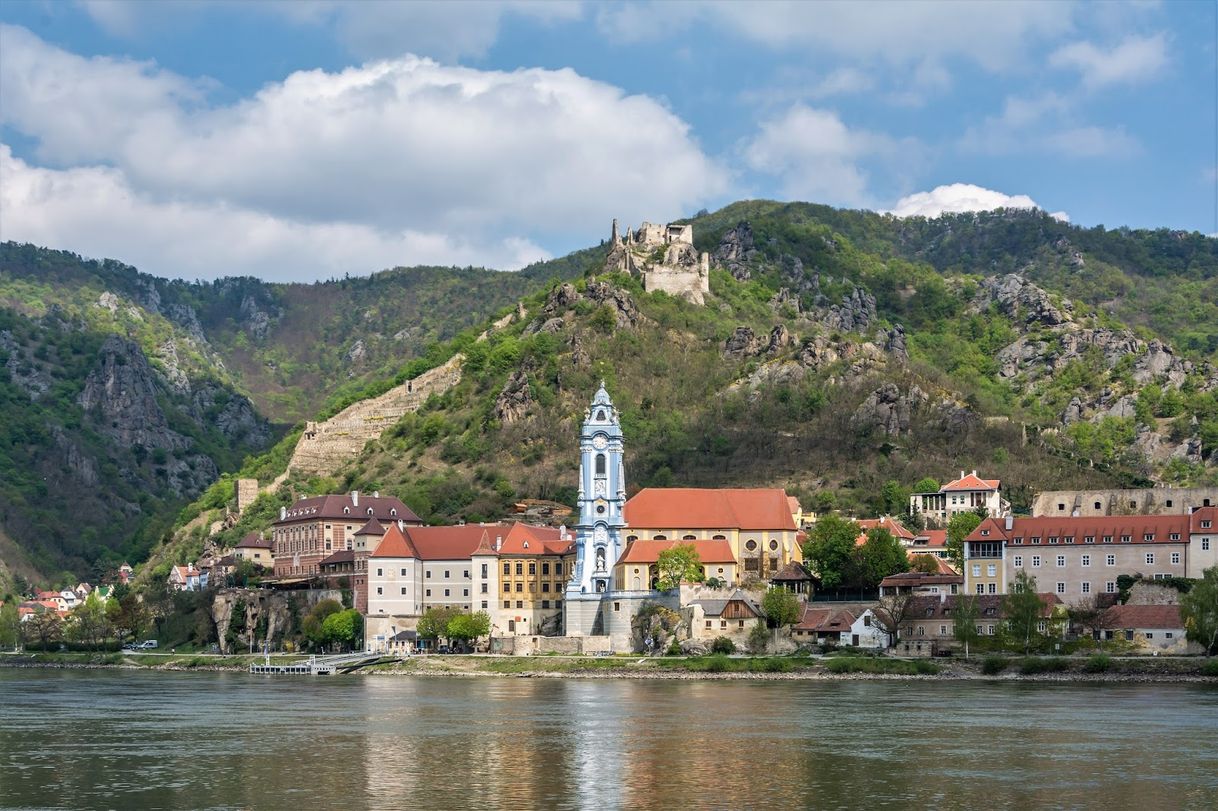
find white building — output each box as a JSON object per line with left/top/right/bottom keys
{"left": 909, "top": 470, "right": 1010, "bottom": 526}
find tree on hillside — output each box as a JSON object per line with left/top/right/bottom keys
{"left": 945, "top": 510, "right": 986, "bottom": 572}
{"left": 417, "top": 606, "right": 462, "bottom": 647}
{"left": 873, "top": 590, "right": 916, "bottom": 646}
{"left": 858, "top": 528, "right": 910, "bottom": 589}
{"left": 910, "top": 554, "right": 941, "bottom": 574}
{"left": 447, "top": 611, "right": 491, "bottom": 650}
{"left": 879, "top": 480, "right": 910, "bottom": 516}
{"left": 655, "top": 544, "right": 705, "bottom": 591}
{"left": 762, "top": 588, "right": 801, "bottom": 629}
{"left": 951, "top": 594, "right": 981, "bottom": 659}
{"left": 23, "top": 611, "right": 62, "bottom": 651}
{"left": 0, "top": 602, "right": 20, "bottom": 650}
{"left": 913, "top": 477, "right": 939, "bottom": 495}
{"left": 1180, "top": 566, "right": 1218, "bottom": 656}
{"left": 1003, "top": 571, "right": 1045, "bottom": 655}
{"left": 802, "top": 514, "right": 861, "bottom": 592}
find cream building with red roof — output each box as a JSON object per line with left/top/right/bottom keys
{"left": 963, "top": 506, "right": 1218, "bottom": 598}
{"left": 909, "top": 470, "right": 1010, "bottom": 525}
{"left": 622, "top": 487, "right": 803, "bottom": 581}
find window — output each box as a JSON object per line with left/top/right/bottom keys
{"left": 1169, "top": 533, "right": 1180, "bottom": 541}
{"left": 1171, "top": 552, "right": 1180, "bottom": 565}
{"left": 542, "top": 562, "right": 550, "bottom": 575}
{"left": 1032, "top": 556, "right": 1042, "bottom": 567}
{"left": 481, "top": 564, "right": 488, "bottom": 578}
{"left": 1081, "top": 582, "right": 1091, "bottom": 594}
{"left": 1094, "top": 501, "right": 1102, "bottom": 510}
{"left": 1103, "top": 535, "right": 1113, "bottom": 544}
{"left": 1057, "top": 503, "right": 1065, "bottom": 511}
{"left": 542, "top": 583, "right": 550, "bottom": 593}
{"left": 481, "top": 583, "right": 488, "bottom": 594}
{"left": 376, "top": 568, "right": 383, "bottom": 577}
{"left": 1106, "top": 582, "right": 1116, "bottom": 593}
{"left": 376, "top": 587, "right": 383, "bottom": 595}
{"left": 770, "top": 540, "right": 779, "bottom": 551}
{"left": 988, "top": 583, "right": 996, "bottom": 594}
{"left": 1107, "top": 554, "right": 1116, "bottom": 566}
{"left": 529, "top": 562, "right": 537, "bottom": 575}
{"left": 1121, "top": 535, "right": 1131, "bottom": 543}
{"left": 746, "top": 540, "right": 757, "bottom": 551}
{"left": 1057, "top": 555, "right": 1065, "bottom": 567}
{"left": 739, "top": 620, "right": 746, "bottom": 629}
{"left": 988, "top": 625, "right": 996, "bottom": 636}
{"left": 917, "top": 627, "right": 925, "bottom": 636}
{"left": 400, "top": 587, "right": 407, "bottom": 595}
{"left": 1049, "top": 537, "right": 1059, "bottom": 545}
{"left": 1013, "top": 556, "right": 1023, "bottom": 567}
{"left": 504, "top": 600, "right": 511, "bottom": 609}
{"left": 1082, "top": 555, "right": 1090, "bottom": 567}
{"left": 1013, "top": 537, "right": 1023, "bottom": 545}
{"left": 464, "top": 570, "right": 470, "bottom": 579}
{"left": 972, "top": 565, "right": 981, "bottom": 577}
{"left": 1202, "top": 520, "right": 1212, "bottom": 528}
{"left": 1031, "top": 537, "right": 1041, "bottom": 545}
{"left": 425, "top": 589, "right": 431, "bottom": 597}
{"left": 595, "top": 453, "right": 606, "bottom": 475}
{"left": 517, "top": 601, "right": 523, "bottom": 609}
{"left": 940, "top": 625, "right": 948, "bottom": 636}
{"left": 1166, "top": 499, "right": 1173, "bottom": 508}
{"left": 720, "top": 620, "right": 727, "bottom": 628}
{"left": 503, "top": 562, "right": 510, "bottom": 575}
{"left": 555, "top": 562, "right": 563, "bottom": 575}
{"left": 1084, "top": 536, "right": 1095, "bottom": 544}
{"left": 516, "top": 563, "right": 523, "bottom": 575}
{"left": 1064, "top": 536, "right": 1075, "bottom": 545}
{"left": 1204, "top": 539, "right": 1212, "bottom": 551}
{"left": 1146, "top": 553, "right": 1155, "bottom": 565}
{"left": 515, "top": 583, "right": 523, "bottom": 592}
{"left": 1165, "top": 632, "right": 1174, "bottom": 639}
{"left": 1143, "top": 534, "right": 1155, "bottom": 542}
{"left": 482, "top": 601, "right": 488, "bottom": 610}
{"left": 976, "top": 584, "right": 985, "bottom": 595}
{"left": 706, "top": 620, "right": 713, "bottom": 629}
{"left": 987, "top": 564, "right": 996, "bottom": 577}
{"left": 400, "top": 568, "right": 407, "bottom": 576}
{"left": 426, "top": 571, "right": 432, "bottom": 579}
{"left": 1056, "top": 582, "right": 1065, "bottom": 594}
{"left": 1146, "top": 632, "right": 1154, "bottom": 640}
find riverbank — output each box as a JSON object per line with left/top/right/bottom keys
{"left": 3, "top": 650, "right": 1216, "bottom": 682}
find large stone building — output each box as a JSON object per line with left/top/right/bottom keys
{"left": 604, "top": 219, "right": 711, "bottom": 304}
{"left": 962, "top": 507, "right": 1218, "bottom": 598}
{"left": 909, "top": 471, "right": 1010, "bottom": 525}
{"left": 473, "top": 523, "right": 575, "bottom": 637}
{"left": 1032, "top": 486, "right": 1218, "bottom": 518}
{"left": 271, "top": 492, "right": 421, "bottom": 579}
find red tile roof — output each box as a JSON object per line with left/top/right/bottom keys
{"left": 1101, "top": 604, "right": 1183, "bottom": 630}
{"left": 615, "top": 539, "right": 737, "bottom": 565}
{"left": 913, "top": 530, "right": 948, "bottom": 548}
{"left": 857, "top": 516, "right": 915, "bottom": 540}
{"left": 276, "top": 493, "right": 421, "bottom": 525}
{"left": 1190, "top": 506, "right": 1218, "bottom": 533}
{"left": 966, "top": 514, "right": 1195, "bottom": 545}
{"left": 942, "top": 472, "right": 1000, "bottom": 492}
{"left": 879, "top": 571, "right": 963, "bottom": 588}
{"left": 495, "top": 523, "right": 571, "bottom": 556}
{"left": 370, "top": 523, "right": 420, "bottom": 559}
{"left": 355, "top": 518, "right": 385, "bottom": 536}
{"left": 318, "top": 550, "right": 355, "bottom": 567}
{"left": 404, "top": 525, "right": 505, "bottom": 561}
{"left": 794, "top": 606, "right": 857, "bottom": 632}
{"left": 906, "top": 593, "right": 1060, "bottom": 620}
{"left": 625, "top": 488, "right": 798, "bottom": 531}
{"left": 236, "top": 532, "right": 273, "bottom": 549}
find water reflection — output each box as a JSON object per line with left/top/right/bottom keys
{"left": 0, "top": 671, "right": 1215, "bottom": 811}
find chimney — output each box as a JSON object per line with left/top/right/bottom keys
{"left": 559, "top": 524, "right": 567, "bottom": 540}
{"left": 971, "top": 469, "right": 977, "bottom": 477}
{"left": 1004, "top": 515, "right": 1013, "bottom": 531}
{"left": 280, "top": 507, "right": 286, "bottom": 520}
{"left": 351, "top": 490, "right": 359, "bottom": 507}
{"left": 495, "top": 535, "right": 503, "bottom": 551}
{"left": 940, "top": 592, "right": 946, "bottom": 605}
{"left": 397, "top": 520, "right": 405, "bottom": 531}
{"left": 960, "top": 470, "right": 965, "bottom": 481}
{"left": 374, "top": 491, "right": 380, "bottom": 499}
{"left": 1072, "top": 509, "right": 1079, "bottom": 517}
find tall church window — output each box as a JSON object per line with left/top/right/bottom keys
{"left": 595, "top": 453, "right": 606, "bottom": 476}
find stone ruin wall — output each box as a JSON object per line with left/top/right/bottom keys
{"left": 1032, "top": 487, "right": 1218, "bottom": 517}
{"left": 288, "top": 354, "right": 464, "bottom": 477}
{"left": 607, "top": 219, "right": 709, "bottom": 305}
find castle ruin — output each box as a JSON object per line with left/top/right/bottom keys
{"left": 604, "top": 219, "right": 710, "bottom": 305}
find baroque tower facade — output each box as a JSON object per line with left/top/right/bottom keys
{"left": 565, "top": 382, "right": 627, "bottom": 635}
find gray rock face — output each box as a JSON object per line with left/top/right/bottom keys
{"left": 584, "top": 281, "right": 644, "bottom": 329}
{"left": 850, "top": 383, "right": 927, "bottom": 436}
{"left": 769, "top": 287, "right": 801, "bottom": 313}
{"left": 797, "top": 335, "right": 885, "bottom": 378}
{"left": 156, "top": 339, "right": 192, "bottom": 394}
{"left": 1104, "top": 394, "right": 1138, "bottom": 420}
{"left": 78, "top": 336, "right": 187, "bottom": 451}
{"left": 881, "top": 324, "right": 908, "bottom": 362}
{"left": 567, "top": 331, "right": 591, "bottom": 369}
{"left": 765, "top": 324, "right": 793, "bottom": 354}
{"left": 345, "top": 339, "right": 367, "bottom": 365}
{"left": 819, "top": 287, "right": 876, "bottom": 333}
{"left": 1062, "top": 396, "right": 1084, "bottom": 425}
{"left": 239, "top": 295, "right": 274, "bottom": 341}
{"left": 724, "top": 326, "right": 760, "bottom": 357}
{"left": 975, "top": 274, "right": 1071, "bottom": 327}
{"left": 537, "top": 317, "right": 566, "bottom": 334}
{"left": 535, "top": 281, "right": 644, "bottom": 332}
{"left": 493, "top": 369, "right": 533, "bottom": 424}
{"left": 713, "top": 221, "right": 758, "bottom": 281}
{"left": 542, "top": 283, "right": 582, "bottom": 317}
{"left": 0, "top": 329, "right": 52, "bottom": 400}
{"left": 192, "top": 382, "right": 270, "bottom": 447}
{"left": 165, "top": 303, "right": 207, "bottom": 343}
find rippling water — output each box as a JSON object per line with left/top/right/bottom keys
{"left": 1, "top": 670, "right": 1216, "bottom": 810}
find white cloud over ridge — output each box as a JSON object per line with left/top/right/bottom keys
{"left": 0, "top": 24, "right": 726, "bottom": 280}
{"left": 889, "top": 183, "right": 1068, "bottom": 221}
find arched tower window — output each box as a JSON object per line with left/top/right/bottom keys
{"left": 597, "top": 409, "right": 606, "bottom": 421}
{"left": 595, "top": 453, "right": 606, "bottom": 476}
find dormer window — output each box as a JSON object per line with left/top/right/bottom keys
{"left": 1031, "top": 537, "right": 1041, "bottom": 545}
{"left": 1121, "top": 535, "right": 1131, "bottom": 543}
{"left": 1084, "top": 536, "right": 1094, "bottom": 544}
{"left": 1012, "top": 537, "right": 1023, "bottom": 545}
{"left": 1049, "top": 537, "right": 1059, "bottom": 545}
{"left": 1143, "top": 533, "right": 1154, "bottom": 542}
{"left": 1169, "top": 533, "right": 1180, "bottom": 541}
{"left": 367, "top": 507, "right": 374, "bottom": 516}
{"left": 390, "top": 508, "right": 397, "bottom": 517}
{"left": 343, "top": 507, "right": 350, "bottom": 515}
{"left": 981, "top": 530, "right": 989, "bottom": 537}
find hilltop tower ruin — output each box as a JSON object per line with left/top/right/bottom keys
{"left": 604, "top": 218, "right": 710, "bottom": 305}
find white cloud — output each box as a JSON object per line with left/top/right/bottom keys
{"left": 742, "top": 104, "right": 917, "bottom": 207}
{"left": 0, "top": 25, "right": 726, "bottom": 279}
{"left": 960, "top": 92, "right": 1140, "bottom": 159}
{"left": 79, "top": 0, "right": 583, "bottom": 62}
{"left": 0, "top": 146, "right": 549, "bottom": 281}
{"left": 888, "top": 183, "right": 1068, "bottom": 221}
{"left": 1049, "top": 33, "right": 1168, "bottom": 89}
{"left": 600, "top": 0, "right": 1072, "bottom": 71}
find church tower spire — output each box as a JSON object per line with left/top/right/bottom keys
{"left": 567, "top": 382, "right": 627, "bottom": 597}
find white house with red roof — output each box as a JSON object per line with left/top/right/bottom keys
{"left": 168, "top": 565, "right": 207, "bottom": 592}
{"left": 909, "top": 470, "right": 1010, "bottom": 525}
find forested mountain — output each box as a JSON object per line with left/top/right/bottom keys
{"left": 3, "top": 202, "right": 1216, "bottom": 587}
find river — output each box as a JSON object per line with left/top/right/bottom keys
{"left": 1, "top": 670, "right": 1216, "bottom": 810}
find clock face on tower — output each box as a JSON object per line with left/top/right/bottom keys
{"left": 592, "top": 434, "right": 608, "bottom": 450}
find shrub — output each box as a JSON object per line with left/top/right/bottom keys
{"left": 1201, "top": 659, "right": 1218, "bottom": 678}
{"left": 746, "top": 623, "right": 770, "bottom": 654}
{"left": 665, "top": 639, "right": 682, "bottom": 656}
{"left": 1082, "top": 654, "right": 1113, "bottom": 674}
{"left": 1018, "top": 657, "right": 1069, "bottom": 675}
{"left": 748, "top": 657, "right": 793, "bottom": 673}
{"left": 710, "top": 636, "right": 736, "bottom": 655}
{"left": 703, "top": 654, "right": 732, "bottom": 673}
{"left": 981, "top": 655, "right": 1009, "bottom": 675}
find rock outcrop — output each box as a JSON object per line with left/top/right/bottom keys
{"left": 0, "top": 330, "right": 51, "bottom": 400}
{"left": 211, "top": 589, "right": 292, "bottom": 655}
{"left": 818, "top": 287, "right": 876, "bottom": 333}
{"left": 724, "top": 326, "right": 760, "bottom": 357}
{"left": 78, "top": 337, "right": 187, "bottom": 451}
{"left": 713, "top": 221, "right": 758, "bottom": 281}
{"left": 532, "top": 281, "right": 645, "bottom": 333}
{"left": 494, "top": 368, "right": 533, "bottom": 424}
{"left": 850, "top": 383, "right": 927, "bottom": 436}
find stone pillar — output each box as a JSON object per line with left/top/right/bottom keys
{"left": 236, "top": 478, "right": 259, "bottom": 515}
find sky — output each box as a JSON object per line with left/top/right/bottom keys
{"left": 0, "top": 0, "right": 1214, "bottom": 282}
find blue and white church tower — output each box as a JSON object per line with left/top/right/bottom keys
{"left": 565, "top": 382, "right": 628, "bottom": 635}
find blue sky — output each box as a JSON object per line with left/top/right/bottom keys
{"left": 0, "top": 1, "right": 1214, "bottom": 282}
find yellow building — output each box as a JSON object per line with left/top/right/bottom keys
{"left": 472, "top": 523, "right": 575, "bottom": 637}
{"left": 622, "top": 488, "right": 803, "bottom": 581}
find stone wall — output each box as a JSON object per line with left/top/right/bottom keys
{"left": 1032, "top": 487, "right": 1218, "bottom": 517}
{"left": 236, "top": 478, "right": 259, "bottom": 515}
{"left": 288, "top": 354, "right": 463, "bottom": 476}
